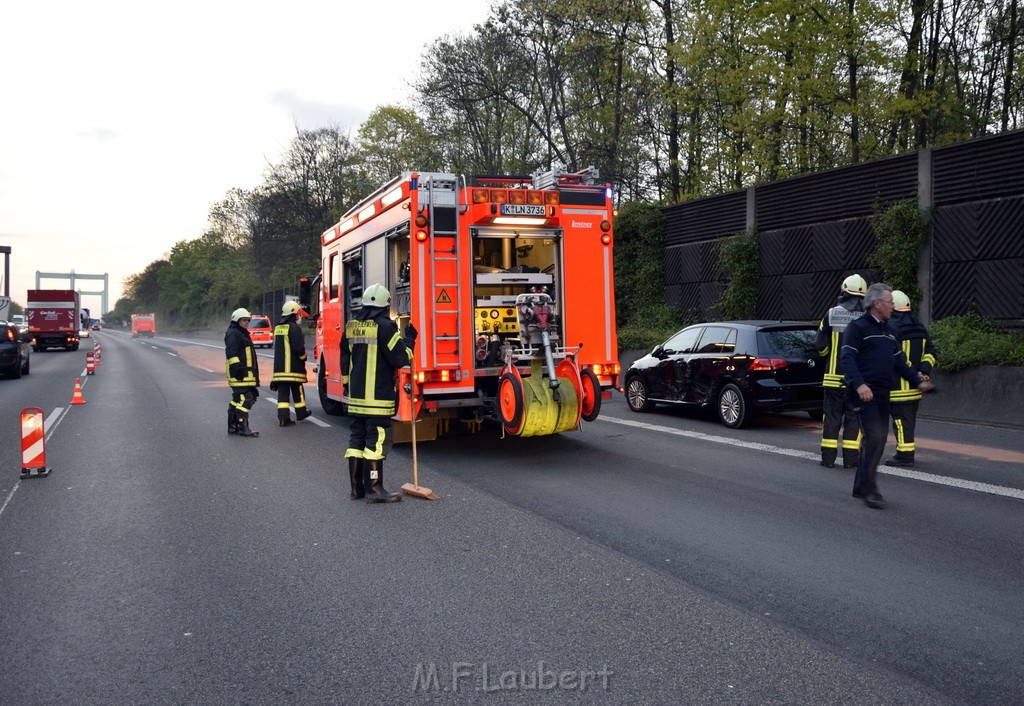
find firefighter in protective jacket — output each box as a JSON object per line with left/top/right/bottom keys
{"left": 341, "top": 283, "right": 416, "bottom": 503}
{"left": 886, "top": 290, "right": 937, "bottom": 467}
{"left": 225, "top": 307, "right": 260, "bottom": 438}
{"left": 271, "top": 300, "right": 312, "bottom": 426}
{"left": 816, "top": 274, "right": 867, "bottom": 468}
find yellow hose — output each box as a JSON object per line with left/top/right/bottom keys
{"left": 518, "top": 360, "right": 580, "bottom": 437}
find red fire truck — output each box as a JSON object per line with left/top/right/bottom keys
{"left": 131, "top": 313, "right": 157, "bottom": 338}
{"left": 306, "top": 167, "right": 620, "bottom": 441}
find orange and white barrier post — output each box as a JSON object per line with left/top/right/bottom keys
{"left": 94, "top": 342, "right": 102, "bottom": 366}
{"left": 86, "top": 351, "right": 95, "bottom": 375}
{"left": 20, "top": 407, "right": 51, "bottom": 478}
{"left": 70, "top": 378, "right": 86, "bottom": 405}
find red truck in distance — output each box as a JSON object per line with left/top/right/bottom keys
{"left": 131, "top": 313, "right": 157, "bottom": 338}
{"left": 26, "top": 289, "right": 81, "bottom": 352}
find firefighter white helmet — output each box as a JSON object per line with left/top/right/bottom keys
{"left": 842, "top": 274, "right": 868, "bottom": 297}
{"left": 892, "top": 290, "right": 911, "bottom": 311}
{"left": 282, "top": 300, "right": 308, "bottom": 317}
{"left": 231, "top": 307, "right": 252, "bottom": 322}
{"left": 362, "top": 283, "right": 391, "bottom": 308}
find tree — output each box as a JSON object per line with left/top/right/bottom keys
{"left": 357, "top": 106, "right": 443, "bottom": 185}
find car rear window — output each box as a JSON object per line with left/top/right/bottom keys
{"left": 250, "top": 318, "right": 271, "bottom": 329}
{"left": 757, "top": 328, "right": 817, "bottom": 358}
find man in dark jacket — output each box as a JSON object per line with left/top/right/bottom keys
{"left": 816, "top": 274, "right": 867, "bottom": 468}
{"left": 225, "top": 307, "right": 260, "bottom": 438}
{"left": 340, "top": 283, "right": 416, "bottom": 503}
{"left": 840, "top": 284, "right": 933, "bottom": 509}
{"left": 271, "top": 300, "right": 312, "bottom": 427}
{"left": 886, "top": 290, "right": 938, "bottom": 467}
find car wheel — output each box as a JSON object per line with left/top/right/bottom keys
{"left": 23, "top": 356, "right": 30, "bottom": 375}
{"left": 318, "top": 358, "right": 347, "bottom": 416}
{"left": 10, "top": 358, "right": 22, "bottom": 379}
{"left": 717, "top": 383, "right": 750, "bottom": 428}
{"left": 625, "top": 375, "right": 653, "bottom": 413}
{"left": 580, "top": 367, "right": 602, "bottom": 422}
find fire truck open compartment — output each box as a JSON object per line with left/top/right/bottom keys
{"left": 471, "top": 229, "right": 562, "bottom": 373}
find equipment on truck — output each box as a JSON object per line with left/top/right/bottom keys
{"left": 305, "top": 166, "right": 620, "bottom": 443}
{"left": 26, "top": 289, "right": 80, "bottom": 351}
{"left": 131, "top": 313, "right": 157, "bottom": 338}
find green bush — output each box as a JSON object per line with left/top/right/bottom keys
{"left": 930, "top": 312, "right": 1024, "bottom": 372}
{"left": 617, "top": 305, "right": 694, "bottom": 352}
{"left": 868, "top": 200, "right": 931, "bottom": 302}
{"left": 614, "top": 202, "right": 686, "bottom": 351}
{"left": 715, "top": 230, "right": 759, "bottom": 320}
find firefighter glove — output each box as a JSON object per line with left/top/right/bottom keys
{"left": 269, "top": 381, "right": 279, "bottom": 392}
{"left": 405, "top": 323, "right": 418, "bottom": 341}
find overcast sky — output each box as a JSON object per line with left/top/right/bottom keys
{"left": 0, "top": 0, "right": 491, "bottom": 315}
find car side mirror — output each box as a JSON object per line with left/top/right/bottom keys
{"left": 652, "top": 344, "right": 666, "bottom": 358}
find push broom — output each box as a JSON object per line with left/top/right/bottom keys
{"left": 401, "top": 355, "right": 439, "bottom": 500}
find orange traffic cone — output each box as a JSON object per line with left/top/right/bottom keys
{"left": 70, "top": 378, "right": 86, "bottom": 405}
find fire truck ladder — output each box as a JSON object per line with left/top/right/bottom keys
{"left": 423, "top": 175, "right": 462, "bottom": 372}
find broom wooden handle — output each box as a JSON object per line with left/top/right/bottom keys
{"left": 410, "top": 352, "right": 419, "bottom": 487}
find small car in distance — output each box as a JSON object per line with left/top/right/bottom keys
{"left": 624, "top": 320, "right": 824, "bottom": 428}
{"left": 247, "top": 316, "right": 273, "bottom": 348}
{"left": 79, "top": 328, "right": 91, "bottom": 339}
{"left": 0, "top": 322, "right": 32, "bottom": 379}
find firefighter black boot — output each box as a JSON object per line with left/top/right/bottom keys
{"left": 237, "top": 414, "right": 259, "bottom": 438}
{"left": 843, "top": 449, "right": 859, "bottom": 469}
{"left": 820, "top": 448, "right": 837, "bottom": 468}
{"left": 228, "top": 406, "right": 239, "bottom": 435}
{"left": 296, "top": 407, "right": 312, "bottom": 422}
{"left": 348, "top": 457, "right": 365, "bottom": 500}
{"left": 363, "top": 459, "right": 400, "bottom": 503}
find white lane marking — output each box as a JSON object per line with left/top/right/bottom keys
{"left": 45, "top": 407, "right": 64, "bottom": 434}
{"left": 150, "top": 346, "right": 158, "bottom": 349}
{"left": 0, "top": 407, "right": 70, "bottom": 521}
{"left": 0, "top": 485, "right": 18, "bottom": 519}
{"left": 168, "top": 352, "right": 178, "bottom": 357}
{"left": 601, "top": 415, "right": 1024, "bottom": 501}
{"left": 154, "top": 336, "right": 221, "bottom": 349}
{"left": 200, "top": 368, "right": 214, "bottom": 373}
{"left": 262, "top": 397, "right": 330, "bottom": 427}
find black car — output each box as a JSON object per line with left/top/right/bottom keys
{"left": 0, "top": 322, "right": 32, "bottom": 379}
{"left": 624, "top": 320, "right": 824, "bottom": 428}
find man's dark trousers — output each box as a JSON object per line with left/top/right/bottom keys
{"left": 853, "top": 387, "right": 891, "bottom": 496}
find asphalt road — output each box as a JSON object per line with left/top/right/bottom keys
{"left": 1, "top": 330, "right": 1022, "bottom": 704}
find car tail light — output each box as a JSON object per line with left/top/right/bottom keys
{"left": 749, "top": 357, "right": 788, "bottom": 371}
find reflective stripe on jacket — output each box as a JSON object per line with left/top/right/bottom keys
{"left": 340, "top": 308, "right": 413, "bottom": 417}
{"left": 889, "top": 311, "right": 938, "bottom": 402}
{"left": 225, "top": 321, "right": 259, "bottom": 388}
{"left": 272, "top": 315, "right": 308, "bottom": 383}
